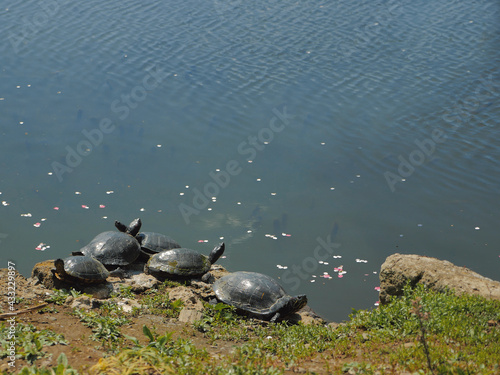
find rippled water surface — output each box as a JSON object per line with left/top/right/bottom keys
{"left": 1, "top": 0, "right": 499, "bottom": 322}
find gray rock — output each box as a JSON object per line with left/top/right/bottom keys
{"left": 178, "top": 309, "right": 203, "bottom": 323}
{"left": 379, "top": 253, "right": 500, "bottom": 304}
{"left": 116, "top": 298, "right": 141, "bottom": 313}
{"left": 70, "top": 296, "right": 101, "bottom": 310}
{"left": 109, "top": 271, "right": 161, "bottom": 294}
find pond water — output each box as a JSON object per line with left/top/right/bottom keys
{"left": 1, "top": 0, "right": 499, "bottom": 322}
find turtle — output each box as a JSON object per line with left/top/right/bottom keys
{"left": 53, "top": 255, "right": 110, "bottom": 284}
{"left": 136, "top": 232, "right": 181, "bottom": 258}
{"left": 145, "top": 242, "right": 225, "bottom": 281}
{"left": 73, "top": 218, "right": 142, "bottom": 269}
{"left": 212, "top": 271, "right": 307, "bottom": 322}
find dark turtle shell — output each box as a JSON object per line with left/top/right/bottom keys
{"left": 77, "top": 231, "right": 141, "bottom": 268}
{"left": 145, "top": 242, "right": 224, "bottom": 279}
{"left": 74, "top": 219, "right": 142, "bottom": 268}
{"left": 54, "top": 256, "right": 109, "bottom": 284}
{"left": 212, "top": 271, "right": 307, "bottom": 322}
{"left": 137, "top": 232, "right": 181, "bottom": 256}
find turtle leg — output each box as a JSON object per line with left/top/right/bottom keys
{"left": 201, "top": 272, "right": 214, "bottom": 284}
{"left": 270, "top": 312, "right": 281, "bottom": 323}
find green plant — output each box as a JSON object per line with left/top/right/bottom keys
{"left": 17, "top": 353, "right": 78, "bottom": 375}
{"left": 194, "top": 302, "right": 238, "bottom": 331}
{"left": 111, "top": 284, "right": 134, "bottom": 299}
{"left": 0, "top": 323, "right": 66, "bottom": 364}
{"left": 91, "top": 325, "right": 210, "bottom": 374}
{"left": 411, "top": 296, "right": 434, "bottom": 374}
{"left": 140, "top": 289, "right": 183, "bottom": 318}
{"left": 73, "top": 301, "right": 129, "bottom": 344}
{"left": 45, "top": 289, "right": 83, "bottom": 305}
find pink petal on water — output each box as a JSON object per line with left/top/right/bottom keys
{"left": 34, "top": 222, "right": 41, "bottom": 227}
{"left": 53, "top": 207, "right": 59, "bottom": 210}
{"left": 338, "top": 274, "right": 344, "bottom": 278}
{"left": 99, "top": 204, "right": 105, "bottom": 208}
{"left": 374, "top": 287, "right": 381, "bottom": 291}
{"left": 82, "top": 205, "right": 89, "bottom": 209}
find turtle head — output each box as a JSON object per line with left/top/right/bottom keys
{"left": 128, "top": 218, "right": 142, "bottom": 237}
{"left": 53, "top": 258, "right": 66, "bottom": 278}
{"left": 289, "top": 294, "right": 308, "bottom": 313}
{"left": 114, "top": 218, "right": 142, "bottom": 237}
{"left": 271, "top": 294, "right": 308, "bottom": 322}
{"left": 208, "top": 242, "right": 225, "bottom": 264}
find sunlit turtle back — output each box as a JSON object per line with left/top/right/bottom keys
{"left": 212, "top": 271, "right": 307, "bottom": 322}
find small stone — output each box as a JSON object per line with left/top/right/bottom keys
{"left": 178, "top": 309, "right": 203, "bottom": 323}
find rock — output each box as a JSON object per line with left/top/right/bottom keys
{"left": 31, "top": 259, "right": 113, "bottom": 298}
{"left": 70, "top": 296, "right": 100, "bottom": 310}
{"left": 168, "top": 287, "right": 204, "bottom": 311}
{"left": 109, "top": 271, "right": 161, "bottom": 294}
{"left": 379, "top": 253, "right": 500, "bottom": 304}
{"left": 31, "top": 260, "right": 65, "bottom": 290}
{"left": 287, "top": 305, "right": 326, "bottom": 325}
{"left": 116, "top": 298, "right": 141, "bottom": 313}
{"left": 178, "top": 309, "right": 203, "bottom": 323}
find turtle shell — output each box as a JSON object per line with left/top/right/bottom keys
{"left": 78, "top": 231, "right": 140, "bottom": 268}
{"left": 55, "top": 256, "right": 109, "bottom": 284}
{"left": 136, "top": 232, "right": 181, "bottom": 256}
{"left": 145, "top": 248, "right": 211, "bottom": 278}
{"left": 212, "top": 271, "right": 307, "bottom": 321}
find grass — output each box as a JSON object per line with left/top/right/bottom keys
{"left": 10, "top": 282, "right": 500, "bottom": 374}
{"left": 72, "top": 300, "right": 130, "bottom": 350}
{"left": 45, "top": 289, "right": 85, "bottom": 306}
{"left": 138, "top": 281, "right": 184, "bottom": 318}
{"left": 0, "top": 323, "right": 67, "bottom": 365}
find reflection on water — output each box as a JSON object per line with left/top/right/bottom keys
{"left": 0, "top": 0, "right": 499, "bottom": 322}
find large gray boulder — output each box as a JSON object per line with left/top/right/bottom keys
{"left": 379, "top": 253, "right": 500, "bottom": 305}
